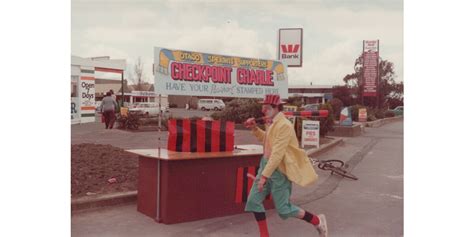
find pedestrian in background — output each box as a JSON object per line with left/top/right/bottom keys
{"left": 100, "top": 91, "right": 118, "bottom": 129}
{"left": 109, "top": 89, "right": 119, "bottom": 111}
{"left": 109, "top": 89, "right": 117, "bottom": 101}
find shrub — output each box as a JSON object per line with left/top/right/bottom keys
{"left": 329, "top": 98, "right": 344, "bottom": 120}
{"left": 211, "top": 98, "right": 263, "bottom": 124}
{"left": 374, "top": 108, "right": 386, "bottom": 119}
{"left": 117, "top": 113, "right": 140, "bottom": 130}
{"left": 367, "top": 108, "right": 386, "bottom": 120}
{"left": 368, "top": 114, "right": 377, "bottom": 121}
{"left": 318, "top": 102, "right": 335, "bottom": 137}
{"left": 384, "top": 110, "right": 395, "bottom": 117}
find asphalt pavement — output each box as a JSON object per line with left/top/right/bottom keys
{"left": 71, "top": 120, "right": 403, "bottom": 237}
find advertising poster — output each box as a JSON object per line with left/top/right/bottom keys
{"left": 359, "top": 108, "right": 368, "bottom": 122}
{"left": 363, "top": 40, "right": 379, "bottom": 97}
{"left": 154, "top": 47, "right": 288, "bottom": 99}
{"left": 301, "top": 120, "right": 320, "bottom": 148}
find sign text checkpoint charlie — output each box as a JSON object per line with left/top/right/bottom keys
{"left": 157, "top": 50, "right": 286, "bottom": 97}
{"left": 171, "top": 52, "right": 274, "bottom": 86}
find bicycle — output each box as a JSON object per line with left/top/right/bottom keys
{"left": 310, "top": 158, "right": 358, "bottom": 180}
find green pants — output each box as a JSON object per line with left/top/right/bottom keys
{"left": 244, "top": 157, "right": 301, "bottom": 219}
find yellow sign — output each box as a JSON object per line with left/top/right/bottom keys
{"left": 120, "top": 107, "right": 129, "bottom": 117}
{"left": 359, "top": 108, "right": 367, "bottom": 122}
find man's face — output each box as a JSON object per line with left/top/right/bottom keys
{"left": 262, "top": 104, "right": 275, "bottom": 118}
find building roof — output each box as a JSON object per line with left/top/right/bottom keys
{"left": 95, "top": 78, "right": 122, "bottom": 84}
{"left": 288, "top": 85, "right": 336, "bottom": 89}
{"left": 71, "top": 55, "right": 126, "bottom": 70}
{"left": 128, "top": 83, "right": 154, "bottom": 92}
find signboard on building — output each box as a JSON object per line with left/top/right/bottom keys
{"left": 362, "top": 40, "right": 379, "bottom": 97}
{"left": 278, "top": 28, "right": 303, "bottom": 67}
{"left": 131, "top": 91, "right": 157, "bottom": 97}
{"left": 154, "top": 47, "right": 288, "bottom": 99}
{"left": 301, "top": 120, "right": 320, "bottom": 148}
{"left": 358, "top": 108, "right": 368, "bottom": 122}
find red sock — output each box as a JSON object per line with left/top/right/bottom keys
{"left": 303, "top": 211, "right": 320, "bottom": 226}
{"left": 310, "top": 215, "right": 320, "bottom": 226}
{"left": 257, "top": 220, "right": 270, "bottom": 237}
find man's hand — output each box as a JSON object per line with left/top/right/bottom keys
{"left": 257, "top": 176, "right": 267, "bottom": 192}
{"left": 244, "top": 118, "right": 257, "bottom": 129}
{"left": 247, "top": 173, "right": 267, "bottom": 192}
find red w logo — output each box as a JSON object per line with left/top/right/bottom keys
{"left": 281, "top": 44, "right": 300, "bottom": 53}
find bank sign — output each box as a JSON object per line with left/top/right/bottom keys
{"left": 154, "top": 47, "right": 288, "bottom": 99}
{"left": 278, "top": 28, "right": 303, "bottom": 67}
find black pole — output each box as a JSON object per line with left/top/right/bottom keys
{"left": 121, "top": 71, "right": 124, "bottom": 107}
{"left": 376, "top": 40, "right": 380, "bottom": 109}
{"left": 361, "top": 40, "right": 364, "bottom": 107}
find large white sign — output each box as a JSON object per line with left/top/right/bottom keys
{"left": 278, "top": 28, "right": 303, "bottom": 67}
{"left": 364, "top": 40, "right": 379, "bottom": 52}
{"left": 363, "top": 40, "right": 379, "bottom": 97}
{"left": 154, "top": 47, "right": 288, "bottom": 99}
{"left": 301, "top": 120, "right": 320, "bottom": 148}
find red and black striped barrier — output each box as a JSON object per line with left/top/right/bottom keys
{"left": 235, "top": 166, "right": 272, "bottom": 203}
{"left": 168, "top": 119, "right": 234, "bottom": 152}
{"left": 283, "top": 110, "right": 329, "bottom": 118}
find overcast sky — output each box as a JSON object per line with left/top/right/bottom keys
{"left": 72, "top": 0, "right": 403, "bottom": 85}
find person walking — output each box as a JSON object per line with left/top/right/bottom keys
{"left": 100, "top": 91, "right": 118, "bottom": 129}
{"left": 243, "top": 94, "right": 328, "bottom": 237}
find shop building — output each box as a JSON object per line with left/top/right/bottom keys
{"left": 71, "top": 55, "right": 126, "bottom": 124}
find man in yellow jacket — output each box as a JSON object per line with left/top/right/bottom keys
{"left": 244, "top": 94, "right": 328, "bottom": 237}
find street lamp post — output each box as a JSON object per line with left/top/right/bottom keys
{"left": 121, "top": 71, "right": 124, "bottom": 107}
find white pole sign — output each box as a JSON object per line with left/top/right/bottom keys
{"left": 301, "top": 120, "right": 320, "bottom": 148}
{"left": 278, "top": 28, "right": 303, "bottom": 67}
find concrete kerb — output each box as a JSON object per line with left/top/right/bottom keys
{"left": 305, "top": 137, "right": 344, "bottom": 157}
{"left": 71, "top": 191, "right": 137, "bottom": 213}
{"left": 364, "top": 116, "right": 403, "bottom": 128}
{"left": 71, "top": 138, "right": 343, "bottom": 213}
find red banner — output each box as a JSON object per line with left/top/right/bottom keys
{"left": 167, "top": 119, "right": 234, "bottom": 152}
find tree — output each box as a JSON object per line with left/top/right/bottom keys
{"left": 386, "top": 81, "right": 404, "bottom": 109}
{"left": 130, "top": 57, "right": 146, "bottom": 91}
{"left": 332, "top": 85, "right": 356, "bottom": 106}
{"left": 342, "top": 54, "right": 403, "bottom": 108}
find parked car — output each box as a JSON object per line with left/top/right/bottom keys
{"left": 390, "top": 106, "right": 404, "bottom": 116}
{"left": 197, "top": 99, "right": 225, "bottom": 111}
{"left": 128, "top": 102, "right": 169, "bottom": 116}
{"left": 302, "top": 103, "right": 320, "bottom": 111}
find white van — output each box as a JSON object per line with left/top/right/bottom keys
{"left": 198, "top": 99, "right": 225, "bottom": 111}
{"left": 128, "top": 102, "right": 169, "bottom": 116}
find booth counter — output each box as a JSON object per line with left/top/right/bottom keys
{"left": 126, "top": 145, "right": 275, "bottom": 224}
